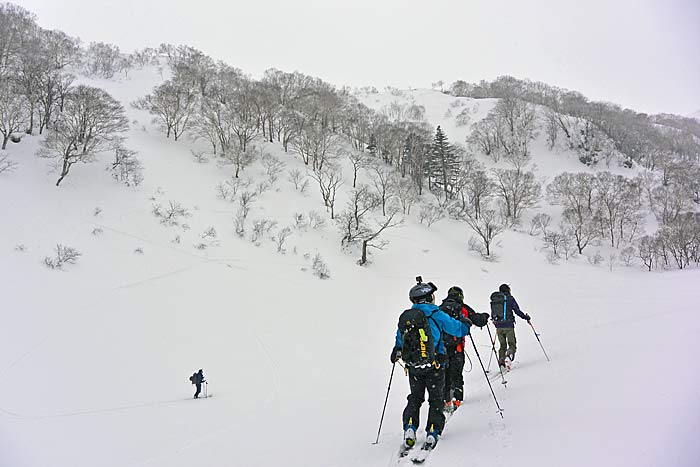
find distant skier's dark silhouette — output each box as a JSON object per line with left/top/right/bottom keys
{"left": 190, "top": 369, "right": 205, "bottom": 398}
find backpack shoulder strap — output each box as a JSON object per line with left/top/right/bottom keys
{"left": 425, "top": 309, "right": 444, "bottom": 351}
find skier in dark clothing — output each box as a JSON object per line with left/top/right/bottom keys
{"left": 490, "top": 284, "right": 530, "bottom": 370}
{"left": 439, "top": 286, "right": 490, "bottom": 411}
{"left": 191, "top": 369, "right": 205, "bottom": 398}
{"left": 390, "top": 280, "right": 472, "bottom": 451}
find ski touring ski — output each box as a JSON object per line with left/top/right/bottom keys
{"left": 410, "top": 442, "right": 435, "bottom": 464}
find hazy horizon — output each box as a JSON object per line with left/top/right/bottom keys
{"left": 14, "top": 0, "right": 700, "bottom": 116}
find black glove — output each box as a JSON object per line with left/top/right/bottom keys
{"left": 524, "top": 313, "right": 531, "bottom": 321}
{"left": 459, "top": 316, "right": 472, "bottom": 327}
{"left": 390, "top": 347, "right": 402, "bottom": 363}
{"left": 471, "top": 312, "right": 489, "bottom": 328}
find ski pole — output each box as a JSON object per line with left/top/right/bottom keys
{"left": 485, "top": 323, "right": 497, "bottom": 371}
{"left": 485, "top": 323, "right": 506, "bottom": 383}
{"left": 468, "top": 334, "right": 504, "bottom": 418}
{"left": 372, "top": 362, "right": 396, "bottom": 444}
{"left": 528, "top": 321, "right": 551, "bottom": 362}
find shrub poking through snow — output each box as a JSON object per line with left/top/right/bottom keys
{"left": 311, "top": 253, "right": 330, "bottom": 279}
{"left": 152, "top": 201, "right": 191, "bottom": 226}
{"left": 44, "top": 244, "right": 81, "bottom": 269}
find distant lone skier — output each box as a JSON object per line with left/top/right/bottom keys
{"left": 439, "top": 286, "right": 489, "bottom": 411}
{"left": 490, "top": 284, "right": 530, "bottom": 370}
{"left": 190, "top": 369, "right": 206, "bottom": 398}
{"left": 390, "top": 278, "right": 471, "bottom": 452}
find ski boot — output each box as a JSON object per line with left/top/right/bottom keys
{"left": 423, "top": 430, "right": 439, "bottom": 450}
{"left": 403, "top": 426, "right": 417, "bottom": 449}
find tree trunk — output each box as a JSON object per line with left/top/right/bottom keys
{"left": 360, "top": 240, "right": 368, "bottom": 265}
{"left": 1, "top": 135, "right": 8, "bottom": 150}
{"left": 56, "top": 159, "right": 71, "bottom": 186}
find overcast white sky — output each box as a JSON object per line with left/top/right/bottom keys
{"left": 15, "top": 0, "right": 700, "bottom": 116}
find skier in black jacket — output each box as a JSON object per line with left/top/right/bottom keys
{"left": 192, "top": 369, "right": 205, "bottom": 398}
{"left": 439, "top": 286, "right": 489, "bottom": 411}
{"left": 490, "top": 284, "right": 530, "bottom": 369}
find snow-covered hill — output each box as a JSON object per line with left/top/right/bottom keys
{"left": 1, "top": 66, "right": 699, "bottom": 467}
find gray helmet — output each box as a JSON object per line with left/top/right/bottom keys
{"left": 409, "top": 282, "right": 437, "bottom": 303}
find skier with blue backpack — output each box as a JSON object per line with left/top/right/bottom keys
{"left": 490, "top": 284, "right": 531, "bottom": 370}
{"left": 390, "top": 277, "right": 472, "bottom": 454}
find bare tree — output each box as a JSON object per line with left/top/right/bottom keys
{"left": 395, "top": 176, "right": 419, "bottom": 214}
{"left": 493, "top": 168, "right": 541, "bottom": 223}
{"left": 219, "top": 146, "right": 256, "bottom": 178}
{"left": 261, "top": 152, "right": 285, "bottom": 185}
{"left": 337, "top": 184, "right": 381, "bottom": 245}
{"left": 110, "top": 146, "right": 144, "bottom": 186}
{"left": 593, "top": 172, "right": 641, "bottom": 247}
{"left": 637, "top": 236, "right": 658, "bottom": 271}
{"left": 0, "top": 79, "right": 27, "bottom": 149}
{"left": 136, "top": 79, "right": 198, "bottom": 141}
{"left": 368, "top": 162, "right": 397, "bottom": 216}
{"left": 461, "top": 167, "right": 493, "bottom": 219}
{"left": 460, "top": 207, "right": 506, "bottom": 257}
{"left": 0, "top": 154, "right": 17, "bottom": 173}
{"left": 84, "top": 42, "right": 121, "bottom": 78}
{"left": 346, "top": 149, "right": 369, "bottom": 188}
{"left": 561, "top": 207, "right": 598, "bottom": 254}
{"left": 648, "top": 183, "right": 690, "bottom": 226}
{"left": 529, "top": 213, "right": 551, "bottom": 236}
{"left": 358, "top": 206, "right": 404, "bottom": 265}
{"left": 292, "top": 123, "right": 340, "bottom": 172}
{"left": 37, "top": 85, "right": 129, "bottom": 186}
{"left": 309, "top": 164, "right": 343, "bottom": 219}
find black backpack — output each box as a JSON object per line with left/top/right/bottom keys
{"left": 490, "top": 292, "right": 513, "bottom": 323}
{"left": 398, "top": 308, "right": 437, "bottom": 369}
{"left": 440, "top": 298, "right": 463, "bottom": 319}
{"left": 439, "top": 299, "right": 463, "bottom": 352}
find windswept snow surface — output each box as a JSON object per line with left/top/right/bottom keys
{"left": 1, "top": 67, "right": 699, "bottom": 467}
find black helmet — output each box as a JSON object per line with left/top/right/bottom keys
{"left": 409, "top": 281, "right": 437, "bottom": 303}
{"left": 447, "top": 286, "right": 464, "bottom": 301}
{"left": 499, "top": 283, "right": 511, "bottom": 294}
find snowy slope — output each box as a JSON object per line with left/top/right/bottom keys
{"left": 1, "top": 67, "right": 699, "bottom": 467}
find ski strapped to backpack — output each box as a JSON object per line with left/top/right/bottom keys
{"left": 397, "top": 308, "right": 442, "bottom": 370}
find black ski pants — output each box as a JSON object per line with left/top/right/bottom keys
{"left": 444, "top": 351, "right": 465, "bottom": 401}
{"left": 194, "top": 383, "right": 202, "bottom": 398}
{"left": 402, "top": 366, "right": 445, "bottom": 434}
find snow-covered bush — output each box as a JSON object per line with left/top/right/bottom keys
{"left": 311, "top": 253, "right": 330, "bottom": 279}
{"left": 110, "top": 147, "right": 144, "bottom": 186}
{"left": 44, "top": 244, "right": 81, "bottom": 269}
{"left": 216, "top": 177, "right": 250, "bottom": 202}
{"left": 587, "top": 251, "right": 604, "bottom": 266}
{"left": 0, "top": 154, "right": 17, "bottom": 173}
{"left": 308, "top": 210, "right": 326, "bottom": 229}
{"left": 274, "top": 227, "right": 292, "bottom": 253}
{"left": 250, "top": 219, "right": 277, "bottom": 244}
{"left": 191, "top": 150, "right": 209, "bottom": 164}
{"left": 261, "top": 153, "right": 285, "bottom": 184}
{"left": 418, "top": 203, "right": 444, "bottom": 227}
{"left": 152, "top": 201, "right": 191, "bottom": 226}
{"left": 529, "top": 213, "right": 551, "bottom": 236}
{"left": 620, "top": 246, "right": 636, "bottom": 266}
